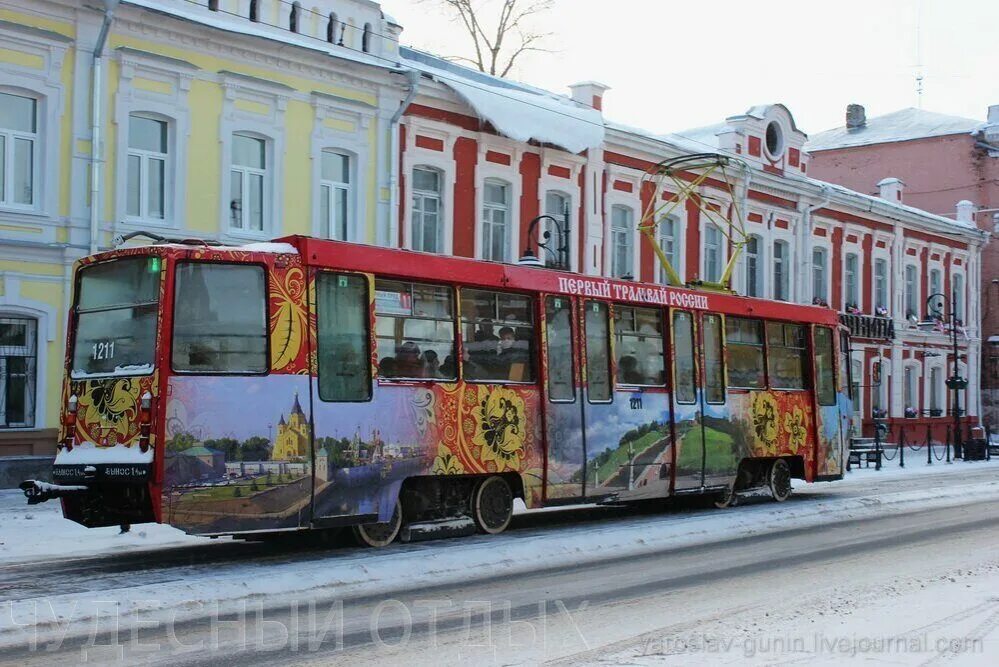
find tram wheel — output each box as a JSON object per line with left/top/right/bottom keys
{"left": 472, "top": 476, "right": 514, "bottom": 535}
{"left": 353, "top": 499, "right": 402, "bottom": 548}
{"left": 768, "top": 459, "right": 792, "bottom": 503}
{"left": 713, "top": 486, "right": 739, "bottom": 509}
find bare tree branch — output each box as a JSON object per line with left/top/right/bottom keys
{"left": 420, "top": 0, "right": 554, "bottom": 77}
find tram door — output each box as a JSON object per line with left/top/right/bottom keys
{"left": 670, "top": 309, "right": 704, "bottom": 491}
{"left": 540, "top": 295, "right": 585, "bottom": 501}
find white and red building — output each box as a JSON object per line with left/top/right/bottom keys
{"left": 395, "top": 50, "right": 988, "bottom": 440}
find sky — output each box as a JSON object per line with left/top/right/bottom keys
{"left": 382, "top": 0, "right": 999, "bottom": 141}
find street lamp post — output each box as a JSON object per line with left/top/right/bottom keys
{"left": 923, "top": 292, "right": 966, "bottom": 459}
{"left": 519, "top": 214, "right": 570, "bottom": 270}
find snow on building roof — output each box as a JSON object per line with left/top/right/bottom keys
{"left": 806, "top": 107, "right": 982, "bottom": 152}
{"left": 400, "top": 47, "right": 605, "bottom": 154}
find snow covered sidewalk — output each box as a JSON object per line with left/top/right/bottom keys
{"left": 1, "top": 460, "right": 998, "bottom": 651}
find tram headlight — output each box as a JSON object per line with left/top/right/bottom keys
{"left": 62, "top": 394, "right": 78, "bottom": 452}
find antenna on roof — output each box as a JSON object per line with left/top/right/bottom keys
{"left": 915, "top": 0, "right": 925, "bottom": 108}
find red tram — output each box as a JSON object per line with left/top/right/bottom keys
{"left": 23, "top": 236, "right": 852, "bottom": 546}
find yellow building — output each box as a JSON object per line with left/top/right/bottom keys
{"left": 272, "top": 393, "right": 309, "bottom": 461}
{"left": 0, "top": 0, "right": 408, "bottom": 465}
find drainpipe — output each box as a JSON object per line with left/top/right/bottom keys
{"left": 89, "top": 0, "right": 120, "bottom": 255}
{"left": 387, "top": 69, "right": 420, "bottom": 248}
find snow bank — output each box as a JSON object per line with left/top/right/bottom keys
{"left": 2, "top": 461, "right": 998, "bottom": 649}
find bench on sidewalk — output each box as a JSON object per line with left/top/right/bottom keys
{"left": 848, "top": 438, "right": 882, "bottom": 469}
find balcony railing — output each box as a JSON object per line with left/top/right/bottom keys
{"left": 839, "top": 313, "right": 894, "bottom": 340}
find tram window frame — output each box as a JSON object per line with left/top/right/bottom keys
{"left": 814, "top": 325, "right": 836, "bottom": 406}
{"left": 316, "top": 272, "right": 372, "bottom": 402}
{"left": 459, "top": 288, "right": 536, "bottom": 384}
{"left": 766, "top": 321, "right": 808, "bottom": 390}
{"left": 840, "top": 330, "right": 852, "bottom": 400}
{"left": 725, "top": 316, "right": 766, "bottom": 389}
{"left": 614, "top": 305, "right": 666, "bottom": 388}
{"left": 702, "top": 313, "right": 725, "bottom": 404}
{"left": 171, "top": 261, "right": 270, "bottom": 376}
{"left": 374, "top": 279, "right": 457, "bottom": 381}
{"left": 583, "top": 300, "right": 612, "bottom": 403}
{"left": 544, "top": 295, "right": 575, "bottom": 402}
{"left": 672, "top": 310, "right": 697, "bottom": 404}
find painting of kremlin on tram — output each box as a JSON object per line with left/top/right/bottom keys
{"left": 162, "top": 376, "right": 426, "bottom": 533}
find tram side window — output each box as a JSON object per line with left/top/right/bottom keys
{"left": 461, "top": 289, "right": 535, "bottom": 383}
{"left": 316, "top": 273, "right": 371, "bottom": 401}
{"left": 840, "top": 331, "right": 852, "bottom": 400}
{"left": 702, "top": 313, "right": 725, "bottom": 404}
{"left": 767, "top": 322, "right": 807, "bottom": 390}
{"left": 584, "top": 300, "right": 611, "bottom": 402}
{"left": 814, "top": 326, "right": 836, "bottom": 406}
{"left": 614, "top": 306, "right": 664, "bottom": 386}
{"left": 672, "top": 310, "right": 696, "bottom": 403}
{"left": 172, "top": 263, "right": 268, "bottom": 373}
{"left": 374, "top": 280, "right": 456, "bottom": 380}
{"left": 545, "top": 296, "right": 574, "bottom": 401}
{"left": 725, "top": 317, "right": 765, "bottom": 388}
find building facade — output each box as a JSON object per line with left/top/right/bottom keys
{"left": 808, "top": 105, "right": 999, "bottom": 426}
{"left": 0, "top": 0, "right": 987, "bottom": 466}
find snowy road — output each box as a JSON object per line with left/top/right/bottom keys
{"left": 1, "top": 460, "right": 998, "bottom": 665}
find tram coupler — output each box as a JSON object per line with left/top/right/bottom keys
{"left": 19, "top": 480, "right": 89, "bottom": 505}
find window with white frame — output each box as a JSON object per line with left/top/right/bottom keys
{"left": 874, "top": 258, "right": 888, "bottom": 314}
{"left": 657, "top": 215, "right": 678, "bottom": 284}
{"left": 953, "top": 273, "right": 964, "bottom": 323}
{"left": 610, "top": 205, "right": 634, "bottom": 278}
{"left": 812, "top": 247, "right": 827, "bottom": 304}
{"left": 844, "top": 252, "right": 859, "bottom": 308}
{"left": 482, "top": 179, "right": 510, "bottom": 262}
{"left": 320, "top": 149, "right": 351, "bottom": 240}
{"left": 929, "top": 268, "right": 941, "bottom": 304}
{"left": 0, "top": 317, "right": 37, "bottom": 428}
{"left": 773, "top": 240, "right": 789, "bottom": 301}
{"left": 904, "top": 365, "right": 918, "bottom": 413}
{"left": 704, "top": 225, "right": 722, "bottom": 283}
{"left": 544, "top": 191, "right": 571, "bottom": 269}
{"left": 412, "top": 166, "right": 443, "bottom": 253}
{"left": 929, "top": 366, "right": 942, "bottom": 413}
{"left": 0, "top": 91, "right": 38, "bottom": 208}
{"left": 744, "top": 236, "right": 763, "bottom": 296}
{"left": 126, "top": 114, "right": 168, "bottom": 222}
{"left": 905, "top": 264, "right": 918, "bottom": 318}
{"left": 229, "top": 133, "right": 268, "bottom": 232}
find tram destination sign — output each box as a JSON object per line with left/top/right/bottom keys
{"left": 555, "top": 276, "right": 710, "bottom": 310}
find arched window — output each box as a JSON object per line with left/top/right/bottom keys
{"left": 0, "top": 90, "right": 39, "bottom": 208}
{"left": 412, "top": 166, "right": 443, "bottom": 253}
{"left": 544, "top": 191, "right": 571, "bottom": 269}
{"left": 953, "top": 273, "right": 965, "bottom": 323}
{"left": 249, "top": 0, "right": 259, "bottom": 22}
{"left": 290, "top": 2, "right": 301, "bottom": 33}
{"left": 482, "top": 179, "right": 510, "bottom": 262}
{"left": 703, "top": 225, "right": 722, "bottom": 283}
{"left": 929, "top": 366, "right": 943, "bottom": 415}
{"left": 320, "top": 150, "right": 351, "bottom": 240}
{"left": 0, "top": 316, "right": 37, "bottom": 428}
{"left": 327, "top": 13, "right": 338, "bottom": 43}
{"left": 874, "top": 258, "right": 888, "bottom": 314}
{"left": 811, "top": 247, "right": 827, "bottom": 304}
{"left": 657, "top": 215, "right": 678, "bottom": 284}
{"left": 744, "top": 235, "right": 761, "bottom": 297}
{"left": 610, "top": 205, "right": 634, "bottom": 278}
{"left": 903, "top": 364, "right": 919, "bottom": 415}
{"left": 905, "top": 264, "right": 918, "bottom": 318}
{"left": 773, "top": 240, "right": 789, "bottom": 301}
{"left": 844, "top": 252, "right": 859, "bottom": 308}
{"left": 362, "top": 22, "right": 372, "bottom": 52}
